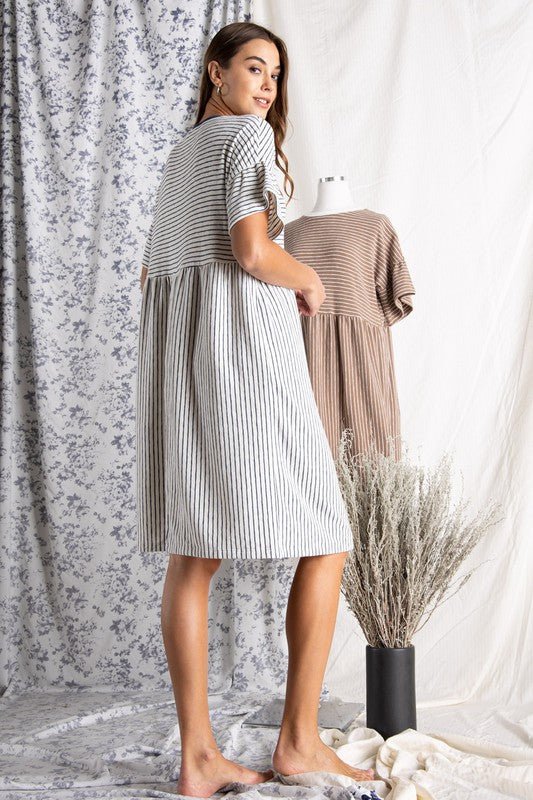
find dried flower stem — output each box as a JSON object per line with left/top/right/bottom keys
{"left": 336, "top": 429, "right": 503, "bottom": 648}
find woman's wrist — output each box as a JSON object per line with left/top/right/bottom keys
{"left": 251, "top": 240, "right": 317, "bottom": 294}
{"left": 299, "top": 264, "right": 317, "bottom": 293}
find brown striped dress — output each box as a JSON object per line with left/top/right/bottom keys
{"left": 284, "top": 210, "right": 415, "bottom": 461}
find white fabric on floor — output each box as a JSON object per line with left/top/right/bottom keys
{"left": 1, "top": 689, "right": 532, "bottom": 799}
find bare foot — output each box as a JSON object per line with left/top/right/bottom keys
{"left": 177, "top": 747, "right": 274, "bottom": 798}
{"left": 272, "top": 738, "right": 375, "bottom": 783}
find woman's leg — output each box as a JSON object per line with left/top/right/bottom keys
{"left": 272, "top": 552, "right": 375, "bottom": 782}
{"left": 161, "top": 554, "right": 274, "bottom": 798}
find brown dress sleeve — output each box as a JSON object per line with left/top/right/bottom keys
{"left": 375, "top": 217, "right": 415, "bottom": 326}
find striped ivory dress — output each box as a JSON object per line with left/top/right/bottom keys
{"left": 136, "top": 113, "right": 354, "bottom": 558}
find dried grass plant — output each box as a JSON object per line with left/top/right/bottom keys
{"left": 336, "top": 429, "right": 503, "bottom": 648}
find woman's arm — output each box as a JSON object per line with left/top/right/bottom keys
{"left": 230, "top": 210, "right": 315, "bottom": 293}
{"left": 230, "top": 209, "right": 325, "bottom": 316}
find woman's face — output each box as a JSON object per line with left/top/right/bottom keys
{"left": 210, "top": 38, "right": 281, "bottom": 118}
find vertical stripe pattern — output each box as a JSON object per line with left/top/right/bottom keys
{"left": 284, "top": 210, "right": 415, "bottom": 462}
{"left": 136, "top": 115, "right": 354, "bottom": 558}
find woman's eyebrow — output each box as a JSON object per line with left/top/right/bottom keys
{"left": 244, "top": 55, "right": 281, "bottom": 70}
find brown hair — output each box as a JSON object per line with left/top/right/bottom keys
{"left": 195, "top": 22, "right": 294, "bottom": 204}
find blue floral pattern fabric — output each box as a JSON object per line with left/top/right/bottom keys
{"left": 0, "top": 0, "right": 310, "bottom": 706}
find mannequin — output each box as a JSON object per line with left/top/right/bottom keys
{"left": 285, "top": 176, "right": 415, "bottom": 461}
{"left": 303, "top": 175, "right": 359, "bottom": 216}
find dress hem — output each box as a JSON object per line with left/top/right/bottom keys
{"left": 137, "top": 542, "right": 354, "bottom": 559}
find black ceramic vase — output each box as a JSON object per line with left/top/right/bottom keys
{"left": 366, "top": 644, "right": 417, "bottom": 740}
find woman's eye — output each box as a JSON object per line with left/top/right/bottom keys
{"left": 250, "top": 66, "right": 280, "bottom": 80}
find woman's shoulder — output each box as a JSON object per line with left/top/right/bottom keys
{"left": 226, "top": 115, "right": 275, "bottom": 174}
{"left": 164, "top": 114, "right": 276, "bottom": 181}
{"left": 227, "top": 112, "right": 271, "bottom": 129}
{"left": 224, "top": 113, "right": 274, "bottom": 149}
{"left": 197, "top": 112, "right": 271, "bottom": 137}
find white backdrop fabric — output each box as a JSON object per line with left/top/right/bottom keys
{"left": 254, "top": 0, "right": 533, "bottom": 707}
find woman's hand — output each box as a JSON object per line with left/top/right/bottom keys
{"left": 140, "top": 266, "right": 148, "bottom": 292}
{"left": 295, "top": 273, "right": 326, "bottom": 316}
{"left": 295, "top": 290, "right": 311, "bottom": 315}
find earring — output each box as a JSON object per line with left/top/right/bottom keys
{"left": 216, "top": 84, "right": 221, "bottom": 95}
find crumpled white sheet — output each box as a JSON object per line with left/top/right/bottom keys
{"left": 376, "top": 727, "right": 533, "bottom": 799}
{"left": 273, "top": 718, "right": 533, "bottom": 800}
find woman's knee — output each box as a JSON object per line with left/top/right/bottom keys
{"left": 295, "top": 551, "right": 350, "bottom": 577}
{"left": 324, "top": 550, "right": 350, "bottom": 567}
{"left": 302, "top": 550, "right": 350, "bottom": 563}
{"left": 167, "top": 553, "right": 223, "bottom": 577}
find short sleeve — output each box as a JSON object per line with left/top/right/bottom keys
{"left": 375, "top": 217, "right": 415, "bottom": 326}
{"left": 225, "top": 118, "right": 284, "bottom": 240}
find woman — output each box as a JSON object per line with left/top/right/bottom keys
{"left": 137, "top": 21, "right": 375, "bottom": 798}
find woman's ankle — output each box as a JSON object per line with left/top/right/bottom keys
{"left": 274, "top": 729, "right": 321, "bottom": 756}
{"left": 180, "top": 741, "right": 221, "bottom": 766}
